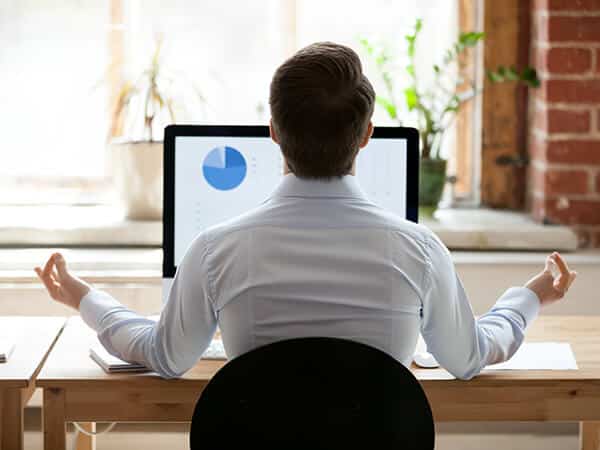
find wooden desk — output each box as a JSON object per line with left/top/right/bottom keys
{"left": 0, "top": 316, "right": 65, "bottom": 450}
{"left": 38, "top": 316, "right": 600, "bottom": 450}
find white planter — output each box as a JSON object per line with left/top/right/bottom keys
{"left": 110, "top": 141, "right": 163, "bottom": 220}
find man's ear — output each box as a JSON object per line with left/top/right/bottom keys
{"left": 269, "top": 119, "right": 279, "bottom": 144}
{"left": 359, "top": 121, "right": 374, "bottom": 149}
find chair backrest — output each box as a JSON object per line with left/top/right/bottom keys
{"left": 190, "top": 337, "right": 434, "bottom": 450}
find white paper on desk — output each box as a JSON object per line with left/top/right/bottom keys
{"left": 0, "top": 338, "right": 15, "bottom": 363}
{"left": 486, "top": 342, "right": 578, "bottom": 370}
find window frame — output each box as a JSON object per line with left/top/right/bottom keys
{"left": 451, "top": 0, "right": 484, "bottom": 207}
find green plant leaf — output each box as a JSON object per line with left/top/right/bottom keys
{"left": 405, "top": 18, "right": 422, "bottom": 58}
{"left": 376, "top": 96, "right": 397, "bottom": 119}
{"left": 375, "top": 53, "right": 388, "bottom": 68}
{"left": 488, "top": 65, "right": 510, "bottom": 82}
{"left": 405, "top": 34, "right": 415, "bottom": 58}
{"left": 415, "top": 18, "right": 422, "bottom": 33}
{"left": 358, "top": 36, "right": 375, "bottom": 56}
{"left": 459, "top": 31, "right": 485, "bottom": 47}
{"left": 520, "top": 67, "right": 541, "bottom": 87}
{"left": 487, "top": 65, "right": 540, "bottom": 88}
{"left": 359, "top": 36, "right": 389, "bottom": 69}
{"left": 404, "top": 87, "right": 418, "bottom": 111}
{"left": 506, "top": 66, "right": 520, "bottom": 81}
{"left": 487, "top": 69, "right": 503, "bottom": 83}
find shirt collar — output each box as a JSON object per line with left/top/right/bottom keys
{"left": 270, "top": 174, "right": 368, "bottom": 200}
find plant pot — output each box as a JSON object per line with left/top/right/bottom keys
{"left": 110, "top": 140, "right": 163, "bottom": 220}
{"left": 419, "top": 158, "right": 447, "bottom": 217}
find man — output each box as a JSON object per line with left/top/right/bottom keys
{"left": 36, "top": 42, "right": 576, "bottom": 380}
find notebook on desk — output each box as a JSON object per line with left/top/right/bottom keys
{"left": 0, "top": 339, "right": 15, "bottom": 363}
{"left": 90, "top": 338, "right": 227, "bottom": 374}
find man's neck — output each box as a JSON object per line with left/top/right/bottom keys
{"left": 282, "top": 161, "right": 357, "bottom": 177}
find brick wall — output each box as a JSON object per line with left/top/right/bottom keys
{"left": 529, "top": 0, "right": 600, "bottom": 247}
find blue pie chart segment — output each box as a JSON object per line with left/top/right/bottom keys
{"left": 202, "top": 146, "right": 247, "bottom": 191}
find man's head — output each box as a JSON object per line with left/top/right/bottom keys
{"left": 269, "top": 42, "right": 375, "bottom": 179}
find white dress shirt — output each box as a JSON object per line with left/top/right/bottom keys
{"left": 80, "top": 174, "right": 540, "bottom": 379}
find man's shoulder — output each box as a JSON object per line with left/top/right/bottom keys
{"left": 362, "top": 205, "right": 435, "bottom": 246}
{"left": 199, "top": 203, "right": 271, "bottom": 242}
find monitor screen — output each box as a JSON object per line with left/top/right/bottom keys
{"left": 163, "top": 125, "right": 419, "bottom": 277}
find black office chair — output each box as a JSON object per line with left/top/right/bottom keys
{"left": 190, "top": 337, "right": 434, "bottom": 450}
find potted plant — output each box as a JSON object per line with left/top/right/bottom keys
{"left": 108, "top": 37, "right": 206, "bottom": 220}
{"left": 360, "top": 19, "right": 539, "bottom": 216}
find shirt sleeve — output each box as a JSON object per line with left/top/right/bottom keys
{"left": 420, "top": 233, "right": 540, "bottom": 380}
{"left": 79, "top": 234, "right": 217, "bottom": 379}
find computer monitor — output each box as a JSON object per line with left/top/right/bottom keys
{"left": 162, "top": 125, "right": 419, "bottom": 301}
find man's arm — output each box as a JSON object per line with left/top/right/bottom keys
{"left": 420, "top": 234, "right": 576, "bottom": 380}
{"left": 35, "top": 236, "right": 217, "bottom": 379}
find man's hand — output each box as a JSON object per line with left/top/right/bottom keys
{"left": 525, "top": 252, "right": 577, "bottom": 306}
{"left": 34, "top": 253, "right": 91, "bottom": 311}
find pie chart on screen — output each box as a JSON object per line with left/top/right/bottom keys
{"left": 202, "top": 146, "right": 247, "bottom": 191}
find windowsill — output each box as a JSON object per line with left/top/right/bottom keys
{"left": 0, "top": 205, "right": 161, "bottom": 247}
{"left": 0, "top": 204, "right": 579, "bottom": 251}
{"left": 423, "top": 208, "right": 579, "bottom": 251}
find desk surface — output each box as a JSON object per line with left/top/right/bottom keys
{"left": 0, "top": 316, "right": 65, "bottom": 388}
{"left": 38, "top": 316, "right": 224, "bottom": 388}
{"left": 37, "top": 315, "right": 600, "bottom": 389}
{"left": 416, "top": 314, "right": 600, "bottom": 382}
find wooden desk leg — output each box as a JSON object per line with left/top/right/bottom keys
{"left": 44, "top": 388, "right": 67, "bottom": 450}
{"left": 580, "top": 422, "right": 600, "bottom": 450}
{"left": 0, "top": 389, "right": 4, "bottom": 447}
{"left": 1, "top": 388, "right": 25, "bottom": 450}
{"left": 75, "top": 422, "right": 96, "bottom": 450}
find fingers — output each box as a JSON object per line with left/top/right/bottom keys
{"left": 35, "top": 266, "right": 60, "bottom": 299}
{"left": 567, "top": 270, "right": 577, "bottom": 290}
{"left": 550, "top": 252, "right": 575, "bottom": 293}
{"left": 35, "top": 253, "right": 66, "bottom": 301}
{"left": 54, "top": 253, "right": 68, "bottom": 277}
{"left": 35, "top": 265, "right": 52, "bottom": 288}
{"left": 51, "top": 267, "right": 60, "bottom": 285}
{"left": 42, "top": 254, "right": 55, "bottom": 278}
{"left": 552, "top": 252, "right": 570, "bottom": 276}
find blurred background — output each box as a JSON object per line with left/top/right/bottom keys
{"left": 0, "top": 0, "right": 461, "bottom": 204}
{"left": 1, "top": 1, "right": 600, "bottom": 449}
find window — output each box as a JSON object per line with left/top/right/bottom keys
{"left": 0, "top": 0, "right": 109, "bottom": 204}
{"left": 2, "top": 0, "right": 479, "bottom": 206}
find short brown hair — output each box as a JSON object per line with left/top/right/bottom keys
{"left": 269, "top": 42, "right": 375, "bottom": 179}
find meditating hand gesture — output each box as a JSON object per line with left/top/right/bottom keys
{"left": 34, "top": 252, "right": 90, "bottom": 310}
{"left": 525, "top": 252, "right": 577, "bottom": 306}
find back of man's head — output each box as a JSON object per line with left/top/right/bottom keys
{"left": 269, "top": 42, "right": 375, "bottom": 179}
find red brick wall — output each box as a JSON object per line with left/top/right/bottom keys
{"left": 530, "top": 0, "right": 600, "bottom": 247}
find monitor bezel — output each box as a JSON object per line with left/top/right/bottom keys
{"left": 163, "top": 124, "right": 419, "bottom": 278}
